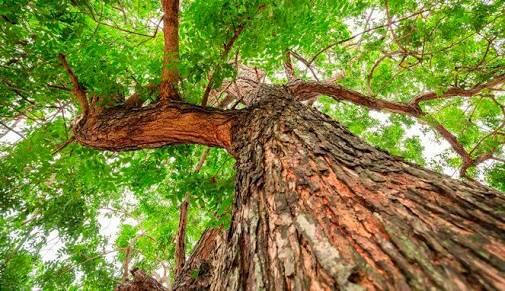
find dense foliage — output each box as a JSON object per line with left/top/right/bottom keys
{"left": 1, "top": 0, "right": 503, "bottom": 289}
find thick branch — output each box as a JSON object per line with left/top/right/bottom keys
{"left": 160, "top": 0, "right": 180, "bottom": 101}
{"left": 289, "top": 80, "right": 419, "bottom": 116}
{"left": 412, "top": 74, "right": 505, "bottom": 106}
{"left": 73, "top": 103, "right": 238, "bottom": 152}
{"left": 58, "top": 54, "right": 89, "bottom": 116}
{"left": 288, "top": 80, "right": 484, "bottom": 176}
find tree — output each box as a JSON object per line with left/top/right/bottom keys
{"left": 1, "top": 0, "right": 504, "bottom": 290}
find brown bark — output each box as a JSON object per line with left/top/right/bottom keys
{"left": 411, "top": 74, "right": 505, "bottom": 106}
{"left": 72, "top": 102, "right": 237, "bottom": 151}
{"left": 160, "top": 0, "right": 180, "bottom": 101}
{"left": 72, "top": 85, "right": 505, "bottom": 290}
{"left": 283, "top": 50, "right": 296, "bottom": 82}
{"left": 116, "top": 269, "right": 168, "bottom": 291}
{"left": 201, "top": 24, "right": 245, "bottom": 107}
{"left": 174, "top": 86, "right": 505, "bottom": 290}
{"left": 172, "top": 229, "right": 225, "bottom": 290}
{"left": 174, "top": 198, "right": 189, "bottom": 278}
{"left": 58, "top": 54, "right": 89, "bottom": 116}
{"left": 286, "top": 80, "right": 498, "bottom": 176}
{"left": 288, "top": 80, "right": 420, "bottom": 116}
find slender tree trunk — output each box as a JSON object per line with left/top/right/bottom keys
{"left": 176, "top": 86, "right": 505, "bottom": 290}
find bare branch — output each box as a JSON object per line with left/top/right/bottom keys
{"left": 194, "top": 148, "right": 210, "bottom": 173}
{"left": 411, "top": 74, "right": 505, "bottom": 106}
{"left": 289, "top": 80, "right": 419, "bottom": 116}
{"left": 52, "top": 136, "right": 76, "bottom": 155}
{"left": 0, "top": 120, "right": 24, "bottom": 138}
{"left": 201, "top": 25, "right": 245, "bottom": 107}
{"left": 174, "top": 197, "right": 188, "bottom": 278}
{"left": 174, "top": 146, "right": 210, "bottom": 280}
{"left": 58, "top": 54, "right": 90, "bottom": 116}
{"left": 287, "top": 80, "right": 486, "bottom": 177}
{"left": 283, "top": 50, "right": 296, "bottom": 82}
{"left": 290, "top": 51, "right": 320, "bottom": 81}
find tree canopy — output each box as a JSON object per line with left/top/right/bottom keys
{"left": 0, "top": 0, "right": 504, "bottom": 289}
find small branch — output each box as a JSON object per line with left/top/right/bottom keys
{"left": 85, "top": 2, "right": 161, "bottom": 39}
{"left": 201, "top": 74, "right": 216, "bottom": 107}
{"left": 309, "top": 7, "right": 430, "bottom": 65}
{"left": 290, "top": 51, "right": 320, "bottom": 81}
{"left": 201, "top": 25, "right": 245, "bottom": 107}
{"left": 3, "top": 81, "right": 36, "bottom": 105}
{"left": 160, "top": 0, "right": 181, "bottom": 102}
{"left": 47, "top": 83, "right": 71, "bottom": 91}
{"left": 0, "top": 120, "right": 24, "bottom": 138}
{"left": 491, "top": 156, "right": 505, "bottom": 163}
{"left": 194, "top": 148, "right": 210, "bottom": 173}
{"left": 58, "top": 54, "right": 89, "bottom": 116}
{"left": 223, "top": 24, "right": 245, "bottom": 57}
{"left": 136, "top": 16, "right": 164, "bottom": 47}
{"left": 174, "top": 197, "right": 189, "bottom": 278}
{"left": 52, "top": 136, "right": 76, "bottom": 155}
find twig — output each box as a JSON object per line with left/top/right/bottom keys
{"left": 309, "top": 7, "right": 430, "bottom": 65}
{"left": 201, "top": 24, "right": 246, "bottom": 107}
{"left": 52, "top": 136, "right": 76, "bottom": 155}
{"left": 290, "top": 51, "right": 320, "bottom": 81}
{"left": 0, "top": 120, "right": 24, "bottom": 138}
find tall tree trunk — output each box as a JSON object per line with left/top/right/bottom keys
{"left": 176, "top": 86, "right": 505, "bottom": 290}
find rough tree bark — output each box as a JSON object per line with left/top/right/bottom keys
{"left": 170, "top": 86, "right": 505, "bottom": 290}
{"left": 72, "top": 102, "right": 236, "bottom": 151}
{"left": 160, "top": 0, "right": 180, "bottom": 101}
{"left": 71, "top": 85, "right": 505, "bottom": 290}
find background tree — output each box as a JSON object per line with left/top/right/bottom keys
{"left": 0, "top": 0, "right": 504, "bottom": 290}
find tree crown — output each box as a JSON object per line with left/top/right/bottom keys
{"left": 0, "top": 0, "right": 503, "bottom": 288}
